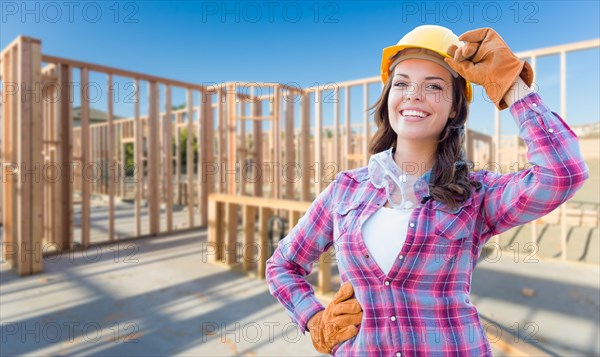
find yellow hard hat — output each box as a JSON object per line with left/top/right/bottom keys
{"left": 381, "top": 25, "right": 473, "bottom": 102}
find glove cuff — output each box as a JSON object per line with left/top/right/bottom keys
{"left": 495, "top": 59, "right": 533, "bottom": 110}
{"left": 520, "top": 60, "right": 534, "bottom": 87}
{"left": 309, "top": 313, "right": 332, "bottom": 354}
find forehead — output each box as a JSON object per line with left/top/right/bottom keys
{"left": 393, "top": 58, "right": 452, "bottom": 81}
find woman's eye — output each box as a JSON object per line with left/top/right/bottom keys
{"left": 426, "top": 83, "right": 443, "bottom": 90}
{"left": 394, "top": 82, "right": 444, "bottom": 90}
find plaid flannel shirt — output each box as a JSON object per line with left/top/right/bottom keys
{"left": 266, "top": 92, "right": 589, "bottom": 356}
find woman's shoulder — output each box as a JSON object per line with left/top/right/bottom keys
{"left": 337, "top": 166, "right": 498, "bottom": 181}
{"left": 468, "top": 168, "right": 503, "bottom": 186}
{"left": 333, "top": 166, "right": 502, "bottom": 189}
{"left": 329, "top": 166, "right": 372, "bottom": 205}
{"left": 335, "top": 166, "right": 370, "bottom": 184}
{"left": 334, "top": 166, "right": 493, "bottom": 186}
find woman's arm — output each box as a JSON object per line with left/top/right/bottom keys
{"left": 265, "top": 179, "right": 337, "bottom": 335}
{"left": 444, "top": 27, "right": 589, "bottom": 240}
{"left": 478, "top": 91, "right": 589, "bottom": 240}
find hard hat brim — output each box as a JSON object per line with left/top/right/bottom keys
{"left": 381, "top": 44, "right": 473, "bottom": 102}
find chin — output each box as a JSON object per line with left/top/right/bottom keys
{"left": 396, "top": 133, "right": 429, "bottom": 141}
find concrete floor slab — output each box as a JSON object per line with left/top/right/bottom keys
{"left": 1, "top": 229, "right": 596, "bottom": 356}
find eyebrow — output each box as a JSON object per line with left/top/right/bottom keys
{"left": 394, "top": 73, "right": 447, "bottom": 82}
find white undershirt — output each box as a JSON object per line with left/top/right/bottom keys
{"left": 361, "top": 206, "right": 411, "bottom": 275}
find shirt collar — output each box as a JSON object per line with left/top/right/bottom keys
{"left": 362, "top": 148, "right": 471, "bottom": 213}
{"left": 368, "top": 147, "right": 433, "bottom": 202}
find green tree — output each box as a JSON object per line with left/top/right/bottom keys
{"left": 125, "top": 143, "right": 135, "bottom": 176}
{"left": 122, "top": 127, "right": 197, "bottom": 177}
{"left": 179, "top": 127, "right": 199, "bottom": 171}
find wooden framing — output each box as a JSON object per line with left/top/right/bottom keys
{"left": 344, "top": 86, "right": 351, "bottom": 171}
{"left": 2, "top": 45, "right": 16, "bottom": 266}
{"left": 0, "top": 80, "right": 3, "bottom": 227}
{"left": 272, "top": 87, "right": 281, "bottom": 200}
{"left": 208, "top": 193, "right": 334, "bottom": 289}
{"left": 239, "top": 99, "right": 247, "bottom": 196}
{"left": 559, "top": 50, "right": 568, "bottom": 261}
{"left": 333, "top": 87, "right": 340, "bottom": 173}
{"left": 300, "top": 91, "right": 310, "bottom": 201}
{"left": 314, "top": 88, "right": 323, "bottom": 194}
{"left": 148, "top": 81, "right": 160, "bottom": 235}
{"left": 363, "top": 83, "right": 370, "bottom": 166}
{"left": 242, "top": 205, "right": 257, "bottom": 271}
{"left": 164, "top": 85, "right": 174, "bottom": 231}
{"left": 186, "top": 89, "right": 194, "bottom": 226}
{"left": 1, "top": 37, "right": 44, "bottom": 274}
{"left": 218, "top": 90, "right": 225, "bottom": 194}
{"left": 175, "top": 111, "right": 182, "bottom": 206}
{"left": 257, "top": 206, "right": 273, "bottom": 280}
{"left": 284, "top": 89, "right": 295, "bottom": 200}
{"left": 2, "top": 34, "right": 596, "bottom": 278}
{"left": 134, "top": 79, "right": 142, "bottom": 237}
{"left": 252, "top": 97, "right": 263, "bottom": 197}
{"left": 80, "top": 68, "right": 91, "bottom": 248}
{"left": 226, "top": 83, "right": 236, "bottom": 196}
{"left": 107, "top": 74, "right": 115, "bottom": 241}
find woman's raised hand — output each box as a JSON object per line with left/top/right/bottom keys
{"left": 444, "top": 27, "right": 534, "bottom": 110}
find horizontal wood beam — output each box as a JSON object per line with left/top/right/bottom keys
{"left": 209, "top": 193, "right": 311, "bottom": 212}
{"left": 237, "top": 116, "right": 274, "bottom": 121}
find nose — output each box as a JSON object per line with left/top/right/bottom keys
{"left": 404, "top": 82, "right": 423, "bottom": 102}
{"left": 404, "top": 83, "right": 422, "bottom": 101}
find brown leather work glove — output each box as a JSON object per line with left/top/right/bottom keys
{"left": 308, "top": 281, "right": 363, "bottom": 354}
{"left": 444, "top": 27, "right": 534, "bottom": 110}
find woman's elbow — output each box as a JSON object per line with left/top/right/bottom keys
{"left": 563, "top": 160, "right": 590, "bottom": 194}
{"left": 550, "top": 161, "right": 590, "bottom": 204}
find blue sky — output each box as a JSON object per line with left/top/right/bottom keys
{"left": 2, "top": 0, "right": 599, "bottom": 136}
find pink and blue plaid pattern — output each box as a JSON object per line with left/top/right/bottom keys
{"left": 266, "top": 92, "right": 589, "bottom": 356}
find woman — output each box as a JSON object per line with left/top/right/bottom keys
{"left": 265, "top": 25, "right": 589, "bottom": 356}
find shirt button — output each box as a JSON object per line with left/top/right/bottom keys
{"left": 390, "top": 316, "right": 396, "bottom": 321}
{"left": 396, "top": 353, "right": 402, "bottom": 357}
{"left": 409, "top": 222, "right": 415, "bottom": 228}
{"left": 532, "top": 103, "right": 537, "bottom": 107}
{"left": 384, "top": 281, "right": 390, "bottom": 286}
{"left": 399, "top": 255, "right": 404, "bottom": 260}
{"left": 548, "top": 128, "right": 554, "bottom": 133}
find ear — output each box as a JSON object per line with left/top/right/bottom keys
{"left": 449, "top": 109, "right": 457, "bottom": 119}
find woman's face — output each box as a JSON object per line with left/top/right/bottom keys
{"left": 387, "top": 58, "right": 456, "bottom": 143}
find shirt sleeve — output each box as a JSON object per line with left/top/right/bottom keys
{"left": 478, "top": 91, "right": 590, "bottom": 241}
{"left": 265, "top": 178, "right": 337, "bottom": 335}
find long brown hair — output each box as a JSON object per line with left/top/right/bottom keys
{"left": 368, "top": 72, "right": 482, "bottom": 211}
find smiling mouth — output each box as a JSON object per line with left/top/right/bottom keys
{"left": 400, "top": 109, "right": 430, "bottom": 118}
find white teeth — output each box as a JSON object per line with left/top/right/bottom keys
{"left": 401, "top": 110, "right": 428, "bottom": 118}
